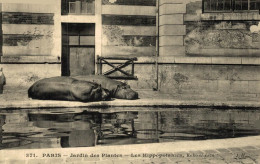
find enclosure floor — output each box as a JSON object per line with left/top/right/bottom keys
{"left": 0, "top": 89, "right": 260, "bottom": 109}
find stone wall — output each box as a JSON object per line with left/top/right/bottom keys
{"left": 1, "top": 3, "right": 60, "bottom": 63}
{"left": 0, "top": 64, "right": 61, "bottom": 91}
{"left": 0, "top": 2, "right": 61, "bottom": 91}
{"left": 184, "top": 0, "right": 260, "bottom": 57}
{"left": 158, "top": 64, "right": 260, "bottom": 101}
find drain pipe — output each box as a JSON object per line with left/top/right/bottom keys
{"left": 155, "top": 0, "right": 160, "bottom": 91}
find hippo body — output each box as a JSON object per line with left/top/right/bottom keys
{"left": 0, "top": 68, "right": 6, "bottom": 94}
{"left": 28, "top": 76, "right": 110, "bottom": 102}
{"left": 73, "top": 75, "right": 138, "bottom": 100}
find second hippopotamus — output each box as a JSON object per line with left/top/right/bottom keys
{"left": 73, "top": 75, "right": 138, "bottom": 100}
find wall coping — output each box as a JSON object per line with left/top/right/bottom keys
{"left": 0, "top": 56, "right": 61, "bottom": 64}
{"left": 2, "top": 55, "right": 260, "bottom": 65}
{"left": 135, "top": 56, "right": 260, "bottom": 65}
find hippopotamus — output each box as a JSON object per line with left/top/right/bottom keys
{"left": 73, "top": 75, "right": 138, "bottom": 100}
{"left": 28, "top": 76, "right": 111, "bottom": 102}
{"left": 0, "top": 68, "right": 6, "bottom": 94}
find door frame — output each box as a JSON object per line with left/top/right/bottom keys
{"left": 61, "top": 23, "right": 95, "bottom": 76}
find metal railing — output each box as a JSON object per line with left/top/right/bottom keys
{"left": 97, "top": 56, "right": 138, "bottom": 80}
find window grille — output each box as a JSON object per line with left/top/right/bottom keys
{"left": 203, "top": 0, "right": 260, "bottom": 12}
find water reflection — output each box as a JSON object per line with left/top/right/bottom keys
{"left": 0, "top": 108, "right": 259, "bottom": 149}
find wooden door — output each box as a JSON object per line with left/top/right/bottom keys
{"left": 69, "top": 47, "right": 95, "bottom": 76}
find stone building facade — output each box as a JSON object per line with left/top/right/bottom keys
{"left": 0, "top": 0, "right": 260, "bottom": 101}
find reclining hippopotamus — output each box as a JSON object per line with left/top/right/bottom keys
{"left": 28, "top": 76, "right": 111, "bottom": 102}
{"left": 73, "top": 75, "right": 138, "bottom": 100}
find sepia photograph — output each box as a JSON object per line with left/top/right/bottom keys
{"left": 0, "top": 0, "right": 260, "bottom": 163}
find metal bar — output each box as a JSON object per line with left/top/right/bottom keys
{"left": 98, "top": 56, "right": 102, "bottom": 75}
{"left": 107, "top": 76, "right": 138, "bottom": 80}
{"left": 102, "top": 59, "right": 131, "bottom": 76}
{"left": 202, "top": 0, "right": 205, "bottom": 13}
{"left": 103, "top": 60, "right": 133, "bottom": 75}
{"left": 99, "top": 57, "right": 137, "bottom": 61}
{"left": 132, "top": 60, "right": 134, "bottom": 76}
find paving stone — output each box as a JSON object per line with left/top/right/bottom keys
{"left": 96, "top": 160, "right": 114, "bottom": 164}
{"left": 245, "top": 150, "right": 260, "bottom": 157}
{"left": 205, "top": 158, "right": 227, "bottom": 164}
{"left": 65, "top": 157, "right": 83, "bottom": 163}
{"left": 27, "top": 159, "right": 46, "bottom": 164}
{"left": 46, "top": 159, "right": 64, "bottom": 164}
{"left": 84, "top": 157, "right": 101, "bottom": 162}
{"left": 188, "top": 158, "right": 211, "bottom": 164}
{"left": 216, "top": 148, "right": 231, "bottom": 153}
{"left": 218, "top": 153, "right": 239, "bottom": 163}
{"left": 112, "top": 160, "right": 132, "bottom": 164}
{"left": 188, "top": 150, "right": 204, "bottom": 155}
{"left": 122, "top": 159, "right": 154, "bottom": 164}
{"left": 228, "top": 147, "right": 244, "bottom": 153}
{"left": 242, "top": 146, "right": 258, "bottom": 150}
{"left": 203, "top": 150, "right": 219, "bottom": 154}
{"left": 148, "top": 157, "right": 171, "bottom": 163}
{"left": 167, "top": 157, "right": 186, "bottom": 163}
{"left": 241, "top": 158, "right": 257, "bottom": 164}
{"left": 5, "top": 160, "right": 27, "bottom": 164}
{"left": 255, "top": 145, "right": 260, "bottom": 149}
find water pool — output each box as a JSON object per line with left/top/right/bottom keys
{"left": 0, "top": 107, "right": 259, "bottom": 149}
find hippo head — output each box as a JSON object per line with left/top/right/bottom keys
{"left": 89, "top": 84, "right": 111, "bottom": 101}
{"left": 101, "top": 88, "right": 111, "bottom": 101}
{"left": 114, "top": 85, "right": 138, "bottom": 100}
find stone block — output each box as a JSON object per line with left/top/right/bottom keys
{"left": 159, "top": 14, "right": 183, "bottom": 25}
{"left": 211, "top": 57, "right": 242, "bottom": 65}
{"left": 159, "top": 36, "right": 183, "bottom": 46}
{"left": 159, "top": 46, "right": 185, "bottom": 56}
{"left": 159, "top": 4, "right": 186, "bottom": 15}
{"left": 159, "top": 25, "right": 186, "bottom": 36}
{"left": 230, "top": 81, "right": 249, "bottom": 93}
{"left": 241, "top": 57, "right": 260, "bottom": 65}
{"left": 102, "top": 5, "right": 156, "bottom": 16}
{"left": 2, "top": 3, "right": 55, "bottom": 13}
{"left": 248, "top": 81, "right": 260, "bottom": 94}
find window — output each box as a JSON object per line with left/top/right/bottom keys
{"left": 203, "top": 0, "right": 260, "bottom": 12}
{"left": 62, "top": 0, "right": 95, "bottom": 15}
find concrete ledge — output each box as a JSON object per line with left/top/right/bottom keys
{"left": 159, "top": 0, "right": 184, "bottom": 6}
{"left": 185, "top": 12, "right": 260, "bottom": 22}
{"left": 61, "top": 15, "right": 97, "bottom": 23}
{"left": 1, "top": 56, "right": 61, "bottom": 63}
{"left": 1, "top": 98, "right": 260, "bottom": 110}
{"left": 102, "top": 5, "right": 156, "bottom": 16}
{"left": 134, "top": 56, "right": 260, "bottom": 65}
{"left": 2, "top": 3, "right": 55, "bottom": 13}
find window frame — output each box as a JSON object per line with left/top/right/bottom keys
{"left": 202, "top": 0, "right": 260, "bottom": 13}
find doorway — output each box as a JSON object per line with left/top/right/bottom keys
{"left": 62, "top": 23, "right": 95, "bottom": 76}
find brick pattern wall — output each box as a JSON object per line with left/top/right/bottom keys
{"left": 2, "top": 12, "right": 54, "bottom": 25}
